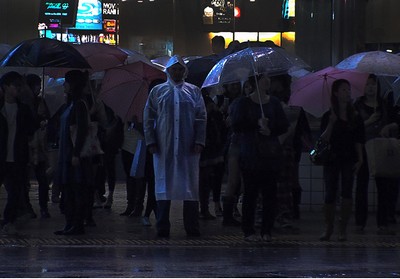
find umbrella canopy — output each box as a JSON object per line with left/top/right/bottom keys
{"left": 150, "top": 55, "right": 171, "bottom": 70}
{"left": 43, "top": 77, "right": 67, "bottom": 118}
{"left": 98, "top": 61, "right": 166, "bottom": 123}
{"left": 0, "top": 43, "right": 12, "bottom": 60}
{"left": 0, "top": 38, "right": 90, "bottom": 69}
{"left": 185, "top": 54, "right": 221, "bottom": 87}
{"left": 336, "top": 51, "right": 400, "bottom": 76}
{"left": 120, "top": 48, "right": 154, "bottom": 66}
{"left": 289, "top": 66, "right": 369, "bottom": 118}
{"left": 202, "top": 47, "right": 310, "bottom": 88}
{"left": 74, "top": 43, "right": 128, "bottom": 72}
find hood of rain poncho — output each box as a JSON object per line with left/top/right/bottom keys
{"left": 165, "top": 55, "right": 189, "bottom": 84}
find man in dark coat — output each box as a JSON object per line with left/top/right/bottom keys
{"left": 0, "top": 71, "right": 35, "bottom": 234}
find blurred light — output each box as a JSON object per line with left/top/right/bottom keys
{"left": 250, "top": 0, "right": 256, "bottom": 2}
{"left": 386, "top": 49, "right": 393, "bottom": 53}
{"left": 234, "top": 7, "right": 241, "bottom": 18}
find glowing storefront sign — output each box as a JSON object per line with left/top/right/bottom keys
{"left": 70, "top": 0, "right": 102, "bottom": 30}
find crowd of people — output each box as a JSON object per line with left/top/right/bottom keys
{"left": 0, "top": 37, "right": 400, "bottom": 242}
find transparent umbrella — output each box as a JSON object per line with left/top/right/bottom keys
{"left": 202, "top": 47, "right": 310, "bottom": 88}
{"left": 202, "top": 47, "right": 310, "bottom": 117}
{"left": 336, "top": 51, "right": 400, "bottom": 76}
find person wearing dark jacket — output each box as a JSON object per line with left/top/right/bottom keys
{"left": 0, "top": 71, "right": 35, "bottom": 234}
{"left": 54, "top": 70, "right": 92, "bottom": 235}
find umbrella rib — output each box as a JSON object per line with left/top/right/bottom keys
{"left": 124, "top": 80, "right": 147, "bottom": 121}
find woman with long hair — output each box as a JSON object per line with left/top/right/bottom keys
{"left": 319, "top": 79, "right": 365, "bottom": 241}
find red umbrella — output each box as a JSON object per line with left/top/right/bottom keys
{"left": 289, "top": 66, "right": 369, "bottom": 118}
{"left": 98, "top": 61, "right": 166, "bottom": 123}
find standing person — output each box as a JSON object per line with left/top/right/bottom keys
{"left": 353, "top": 74, "right": 383, "bottom": 233}
{"left": 231, "top": 74, "right": 289, "bottom": 242}
{"left": 270, "top": 74, "right": 311, "bottom": 228}
{"left": 54, "top": 70, "right": 93, "bottom": 235}
{"left": 119, "top": 116, "right": 145, "bottom": 217}
{"left": 25, "top": 74, "right": 51, "bottom": 218}
{"left": 0, "top": 71, "right": 35, "bottom": 233}
{"left": 319, "top": 79, "right": 365, "bottom": 241}
{"left": 199, "top": 94, "right": 227, "bottom": 220}
{"left": 211, "top": 35, "right": 226, "bottom": 56}
{"left": 143, "top": 55, "right": 207, "bottom": 237}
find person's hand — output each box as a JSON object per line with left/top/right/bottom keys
{"left": 40, "top": 120, "right": 48, "bottom": 129}
{"left": 72, "top": 156, "right": 80, "bottom": 167}
{"left": 353, "top": 160, "right": 363, "bottom": 174}
{"left": 258, "top": 117, "right": 271, "bottom": 136}
{"left": 380, "top": 123, "right": 399, "bottom": 138}
{"left": 368, "top": 112, "right": 381, "bottom": 123}
{"left": 148, "top": 144, "right": 159, "bottom": 154}
{"left": 193, "top": 144, "right": 204, "bottom": 154}
{"left": 329, "top": 110, "right": 338, "bottom": 124}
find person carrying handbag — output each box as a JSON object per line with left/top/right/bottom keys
{"left": 319, "top": 79, "right": 365, "bottom": 242}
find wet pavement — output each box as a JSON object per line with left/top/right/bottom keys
{"left": 1, "top": 182, "right": 400, "bottom": 277}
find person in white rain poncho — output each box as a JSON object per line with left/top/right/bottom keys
{"left": 143, "top": 55, "right": 207, "bottom": 237}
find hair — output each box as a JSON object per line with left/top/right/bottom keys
{"left": 0, "top": 71, "right": 23, "bottom": 91}
{"left": 331, "top": 79, "right": 357, "bottom": 124}
{"left": 65, "top": 70, "right": 88, "bottom": 101}
{"left": 211, "top": 35, "right": 225, "bottom": 47}
{"left": 25, "top": 74, "right": 41, "bottom": 93}
{"left": 269, "top": 74, "right": 292, "bottom": 103}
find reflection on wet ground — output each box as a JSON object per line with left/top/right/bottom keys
{"left": 0, "top": 183, "right": 399, "bottom": 277}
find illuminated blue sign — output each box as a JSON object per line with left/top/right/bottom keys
{"left": 70, "top": 0, "right": 102, "bottom": 30}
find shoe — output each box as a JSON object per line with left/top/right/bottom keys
{"left": 120, "top": 207, "right": 134, "bottom": 216}
{"left": 261, "top": 234, "right": 272, "bottom": 242}
{"left": 214, "top": 207, "right": 223, "bottom": 217}
{"left": 186, "top": 230, "right": 201, "bottom": 237}
{"left": 244, "top": 234, "right": 261, "bottom": 242}
{"left": 199, "top": 211, "right": 216, "bottom": 220}
{"left": 103, "top": 195, "right": 113, "bottom": 209}
{"left": 30, "top": 210, "right": 38, "bottom": 219}
{"left": 40, "top": 209, "right": 51, "bottom": 219}
{"left": 377, "top": 226, "right": 396, "bottom": 235}
{"left": 99, "top": 195, "right": 107, "bottom": 203}
{"left": 63, "top": 226, "right": 85, "bottom": 235}
{"left": 233, "top": 206, "right": 241, "bottom": 217}
{"left": 84, "top": 218, "right": 96, "bottom": 227}
{"left": 1, "top": 223, "right": 17, "bottom": 235}
{"left": 54, "top": 225, "right": 72, "bottom": 235}
{"left": 157, "top": 230, "right": 170, "bottom": 238}
{"left": 129, "top": 207, "right": 143, "bottom": 217}
{"left": 355, "top": 226, "right": 365, "bottom": 234}
{"left": 141, "top": 216, "right": 152, "bottom": 226}
{"left": 222, "top": 218, "right": 241, "bottom": 227}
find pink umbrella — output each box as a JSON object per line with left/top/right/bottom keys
{"left": 99, "top": 61, "right": 166, "bottom": 122}
{"left": 289, "top": 66, "right": 369, "bottom": 118}
{"left": 74, "top": 43, "right": 128, "bottom": 72}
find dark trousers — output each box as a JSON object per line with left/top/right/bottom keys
{"left": 199, "top": 162, "right": 225, "bottom": 213}
{"left": 143, "top": 152, "right": 156, "bottom": 217}
{"left": 376, "top": 177, "right": 399, "bottom": 227}
{"left": 121, "top": 150, "right": 144, "bottom": 211}
{"left": 63, "top": 157, "right": 93, "bottom": 229}
{"left": 355, "top": 149, "right": 369, "bottom": 227}
{"left": 323, "top": 161, "right": 355, "bottom": 204}
{"left": 156, "top": 200, "right": 200, "bottom": 234}
{"left": 241, "top": 169, "right": 278, "bottom": 237}
{"left": 2, "top": 163, "right": 27, "bottom": 225}
{"left": 94, "top": 152, "right": 117, "bottom": 197}
{"left": 34, "top": 161, "right": 50, "bottom": 210}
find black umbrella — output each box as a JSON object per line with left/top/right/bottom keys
{"left": 185, "top": 54, "right": 222, "bottom": 88}
{"left": 0, "top": 38, "right": 91, "bottom": 69}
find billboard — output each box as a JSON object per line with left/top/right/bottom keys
{"left": 38, "top": 0, "right": 79, "bottom": 27}
{"left": 69, "top": 0, "right": 103, "bottom": 30}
